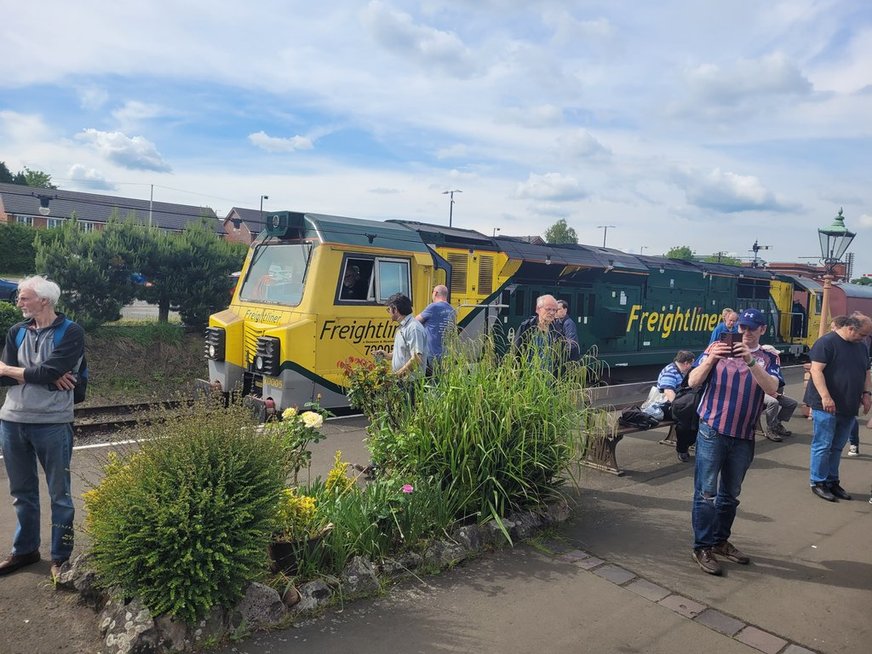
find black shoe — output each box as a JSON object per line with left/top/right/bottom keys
{"left": 828, "top": 483, "right": 852, "bottom": 501}
{"left": 811, "top": 483, "right": 837, "bottom": 502}
{"left": 677, "top": 451, "right": 690, "bottom": 463}
{"left": 713, "top": 540, "right": 750, "bottom": 564}
{"left": 691, "top": 548, "right": 723, "bottom": 575}
{"left": 0, "top": 551, "right": 40, "bottom": 576}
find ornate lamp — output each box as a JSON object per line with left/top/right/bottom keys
{"left": 817, "top": 208, "right": 856, "bottom": 337}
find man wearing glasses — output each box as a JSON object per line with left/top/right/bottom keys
{"left": 374, "top": 293, "right": 428, "bottom": 380}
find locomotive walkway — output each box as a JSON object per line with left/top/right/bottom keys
{"left": 0, "top": 376, "right": 870, "bottom": 653}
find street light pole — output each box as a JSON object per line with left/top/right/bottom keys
{"left": 442, "top": 189, "right": 462, "bottom": 227}
{"left": 597, "top": 224, "right": 616, "bottom": 247}
{"left": 493, "top": 227, "right": 500, "bottom": 237}
{"left": 259, "top": 195, "right": 269, "bottom": 225}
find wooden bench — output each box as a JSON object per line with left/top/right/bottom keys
{"left": 581, "top": 414, "right": 680, "bottom": 476}
{"left": 581, "top": 405, "right": 770, "bottom": 476}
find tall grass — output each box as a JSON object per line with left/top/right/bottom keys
{"left": 364, "top": 334, "right": 597, "bottom": 525}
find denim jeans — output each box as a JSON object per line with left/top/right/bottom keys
{"left": 848, "top": 418, "right": 859, "bottom": 447}
{"left": 0, "top": 421, "right": 75, "bottom": 561}
{"left": 809, "top": 410, "right": 854, "bottom": 485}
{"left": 692, "top": 421, "right": 755, "bottom": 550}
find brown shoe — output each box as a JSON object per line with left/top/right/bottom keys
{"left": 0, "top": 551, "right": 40, "bottom": 576}
{"left": 713, "top": 540, "right": 750, "bottom": 564}
{"left": 691, "top": 548, "right": 723, "bottom": 575}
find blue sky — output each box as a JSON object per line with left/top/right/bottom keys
{"left": 2, "top": 1, "right": 872, "bottom": 273}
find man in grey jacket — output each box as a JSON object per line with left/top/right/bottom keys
{"left": 0, "top": 276, "right": 83, "bottom": 579}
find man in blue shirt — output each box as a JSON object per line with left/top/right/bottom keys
{"left": 708, "top": 308, "right": 738, "bottom": 344}
{"left": 416, "top": 285, "right": 456, "bottom": 374}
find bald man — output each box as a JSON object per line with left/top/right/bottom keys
{"left": 416, "top": 285, "right": 456, "bottom": 374}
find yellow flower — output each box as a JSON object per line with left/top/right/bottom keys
{"left": 300, "top": 411, "right": 323, "bottom": 429}
{"left": 325, "top": 450, "right": 355, "bottom": 494}
{"left": 282, "top": 407, "right": 298, "bottom": 420}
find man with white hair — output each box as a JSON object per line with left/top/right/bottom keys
{"left": 0, "top": 276, "right": 84, "bottom": 579}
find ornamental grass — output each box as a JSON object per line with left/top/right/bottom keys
{"left": 342, "top": 333, "right": 598, "bottom": 534}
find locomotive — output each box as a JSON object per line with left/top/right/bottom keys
{"left": 201, "top": 210, "right": 839, "bottom": 413}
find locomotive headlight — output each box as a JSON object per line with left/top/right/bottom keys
{"left": 204, "top": 327, "right": 225, "bottom": 361}
{"left": 254, "top": 336, "right": 281, "bottom": 377}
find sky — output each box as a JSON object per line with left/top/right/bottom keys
{"left": 2, "top": 1, "right": 872, "bottom": 273}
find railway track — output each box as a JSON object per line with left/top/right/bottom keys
{"left": 73, "top": 400, "right": 189, "bottom": 437}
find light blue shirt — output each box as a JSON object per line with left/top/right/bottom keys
{"left": 391, "top": 314, "right": 428, "bottom": 379}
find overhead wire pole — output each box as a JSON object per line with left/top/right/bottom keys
{"left": 442, "top": 189, "right": 462, "bottom": 227}
{"left": 148, "top": 184, "right": 153, "bottom": 228}
{"left": 597, "top": 224, "right": 616, "bottom": 247}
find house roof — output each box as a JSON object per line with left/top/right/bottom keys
{"left": 225, "top": 207, "right": 263, "bottom": 234}
{"left": 0, "top": 182, "right": 220, "bottom": 233}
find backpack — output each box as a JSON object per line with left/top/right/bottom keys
{"left": 15, "top": 318, "right": 88, "bottom": 404}
{"left": 618, "top": 407, "right": 661, "bottom": 430}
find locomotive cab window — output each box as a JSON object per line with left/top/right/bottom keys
{"left": 238, "top": 242, "right": 312, "bottom": 306}
{"left": 336, "top": 256, "right": 410, "bottom": 304}
{"left": 339, "top": 258, "right": 374, "bottom": 301}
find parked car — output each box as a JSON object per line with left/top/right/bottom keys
{"left": 0, "top": 278, "right": 18, "bottom": 303}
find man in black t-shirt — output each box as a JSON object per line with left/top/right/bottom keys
{"left": 804, "top": 315, "right": 872, "bottom": 501}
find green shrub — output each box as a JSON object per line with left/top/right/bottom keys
{"left": 83, "top": 399, "right": 291, "bottom": 623}
{"left": 0, "top": 301, "right": 23, "bottom": 342}
{"left": 0, "top": 223, "right": 37, "bottom": 274}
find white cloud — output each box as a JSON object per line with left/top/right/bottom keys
{"left": 857, "top": 213, "right": 872, "bottom": 229}
{"left": 361, "top": 1, "right": 477, "bottom": 77}
{"left": 76, "top": 129, "right": 171, "bottom": 172}
{"left": 248, "top": 131, "right": 314, "bottom": 153}
{"left": 112, "top": 100, "right": 167, "bottom": 131}
{"left": 516, "top": 172, "right": 587, "bottom": 202}
{"left": 562, "top": 130, "right": 609, "bottom": 158}
{"left": 67, "top": 164, "right": 116, "bottom": 190}
{"left": 678, "top": 167, "right": 791, "bottom": 213}
{"left": 0, "top": 111, "right": 52, "bottom": 143}
{"left": 77, "top": 86, "right": 109, "bottom": 111}
{"left": 686, "top": 52, "right": 812, "bottom": 105}
{"left": 503, "top": 104, "right": 563, "bottom": 128}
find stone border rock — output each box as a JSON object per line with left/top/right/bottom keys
{"left": 56, "top": 500, "right": 571, "bottom": 653}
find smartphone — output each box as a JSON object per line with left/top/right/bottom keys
{"left": 719, "top": 332, "right": 740, "bottom": 356}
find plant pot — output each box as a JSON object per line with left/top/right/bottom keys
{"left": 268, "top": 523, "right": 333, "bottom": 574}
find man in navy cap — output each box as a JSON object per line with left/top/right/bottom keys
{"left": 686, "top": 307, "right": 782, "bottom": 576}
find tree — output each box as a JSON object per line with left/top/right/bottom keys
{"left": 35, "top": 218, "right": 138, "bottom": 330}
{"left": 850, "top": 277, "right": 872, "bottom": 286}
{"left": 0, "top": 161, "right": 14, "bottom": 183}
{"left": 702, "top": 253, "right": 743, "bottom": 266}
{"left": 543, "top": 219, "right": 578, "bottom": 244}
{"left": 22, "top": 167, "right": 57, "bottom": 189}
{"left": 665, "top": 245, "right": 694, "bottom": 260}
{"left": 0, "top": 163, "right": 56, "bottom": 188}
{"left": 0, "top": 223, "right": 38, "bottom": 274}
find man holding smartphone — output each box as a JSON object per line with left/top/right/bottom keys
{"left": 687, "top": 307, "right": 782, "bottom": 576}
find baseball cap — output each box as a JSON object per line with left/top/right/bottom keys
{"left": 737, "top": 308, "right": 766, "bottom": 328}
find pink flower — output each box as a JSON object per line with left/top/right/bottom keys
{"left": 401, "top": 484, "right": 414, "bottom": 494}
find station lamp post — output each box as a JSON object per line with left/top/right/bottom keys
{"left": 817, "top": 208, "right": 856, "bottom": 337}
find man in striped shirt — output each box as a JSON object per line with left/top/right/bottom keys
{"left": 687, "top": 307, "right": 782, "bottom": 576}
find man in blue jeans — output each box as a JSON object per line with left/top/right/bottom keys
{"left": 804, "top": 314, "right": 872, "bottom": 501}
{"left": 0, "top": 276, "right": 83, "bottom": 579}
{"left": 687, "top": 308, "right": 781, "bottom": 575}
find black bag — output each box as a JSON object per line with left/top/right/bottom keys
{"left": 670, "top": 370, "right": 712, "bottom": 432}
{"left": 618, "top": 407, "right": 661, "bottom": 430}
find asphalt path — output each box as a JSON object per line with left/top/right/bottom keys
{"left": 1, "top": 377, "right": 870, "bottom": 653}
